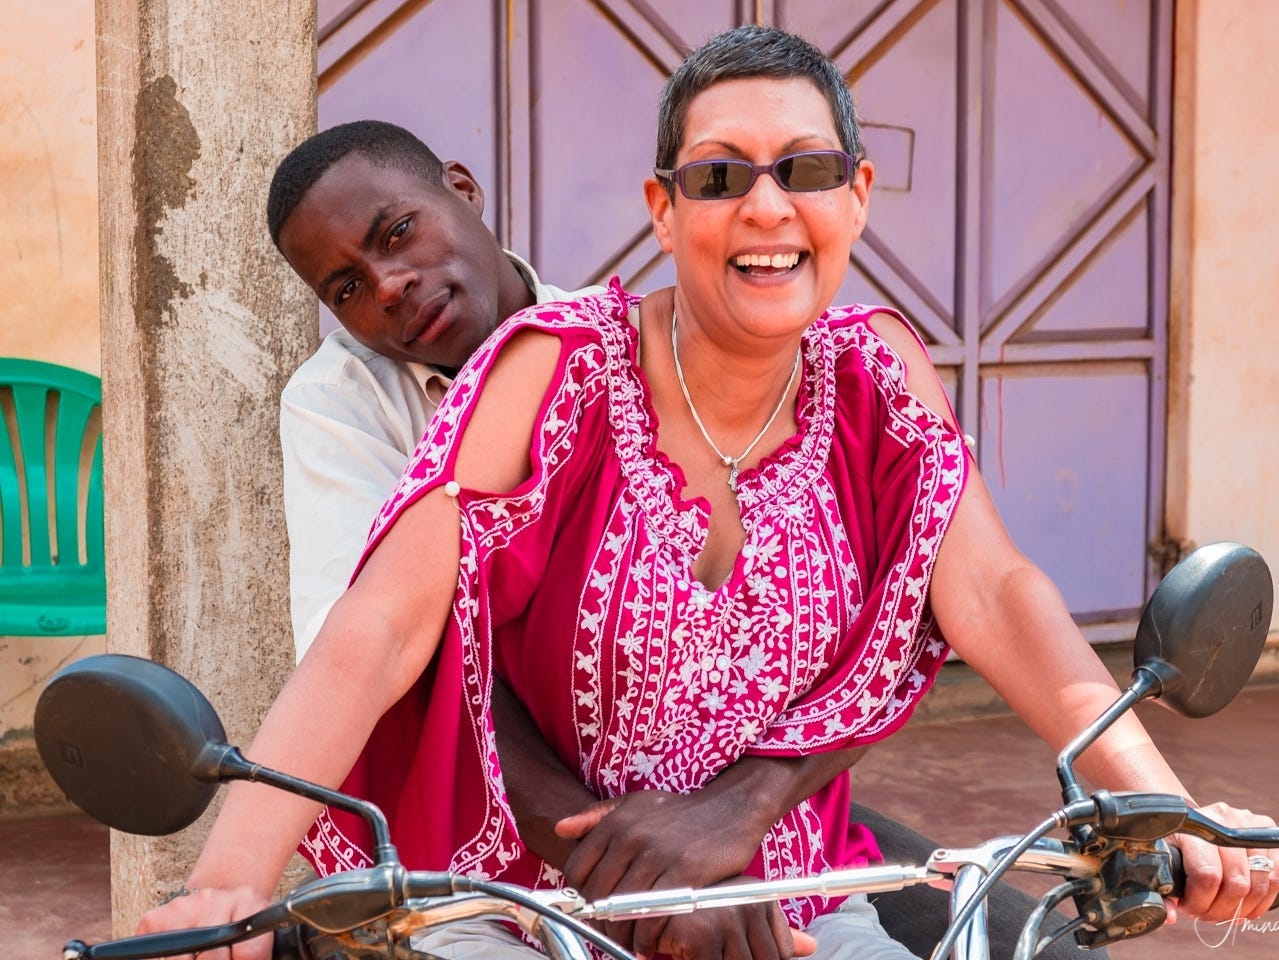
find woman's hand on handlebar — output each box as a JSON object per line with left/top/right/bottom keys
{"left": 134, "top": 885, "right": 273, "bottom": 960}
{"left": 1171, "top": 802, "right": 1279, "bottom": 923}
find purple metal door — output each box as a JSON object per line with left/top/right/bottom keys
{"left": 318, "top": 0, "right": 1172, "bottom": 637}
{"left": 832, "top": 0, "right": 1173, "bottom": 637}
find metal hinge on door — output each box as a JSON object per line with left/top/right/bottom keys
{"left": 1149, "top": 535, "right": 1194, "bottom": 577}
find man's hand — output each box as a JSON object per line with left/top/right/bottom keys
{"left": 492, "top": 677, "right": 867, "bottom": 957}
{"left": 557, "top": 790, "right": 804, "bottom": 959}
{"left": 557, "top": 788, "right": 761, "bottom": 890}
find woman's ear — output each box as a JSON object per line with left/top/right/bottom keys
{"left": 643, "top": 177, "right": 676, "bottom": 254}
{"left": 443, "top": 160, "right": 486, "bottom": 217}
{"left": 849, "top": 159, "right": 874, "bottom": 239}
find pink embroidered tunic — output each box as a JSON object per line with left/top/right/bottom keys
{"left": 302, "top": 281, "right": 968, "bottom": 927}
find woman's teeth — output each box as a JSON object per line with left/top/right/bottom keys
{"left": 734, "top": 252, "right": 800, "bottom": 270}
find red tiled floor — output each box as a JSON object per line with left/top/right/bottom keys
{"left": 7, "top": 684, "right": 1278, "bottom": 958}
{"left": 0, "top": 810, "right": 111, "bottom": 952}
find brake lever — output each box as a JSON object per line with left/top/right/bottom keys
{"left": 63, "top": 901, "right": 296, "bottom": 960}
{"left": 1063, "top": 790, "right": 1192, "bottom": 844}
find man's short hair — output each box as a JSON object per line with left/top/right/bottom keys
{"left": 266, "top": 120, "right": 445, "bottom": 248}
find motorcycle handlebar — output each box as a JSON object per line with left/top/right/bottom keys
{"left": 64, "top": 797, "right": 1279, "bottom": 960}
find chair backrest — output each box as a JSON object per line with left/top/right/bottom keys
{"left": 0, "top": 358, "right": 105, "bottom": 636}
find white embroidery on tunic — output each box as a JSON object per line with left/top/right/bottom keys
{"left": 305, "top": 290, "right": 967, "bottom": 930}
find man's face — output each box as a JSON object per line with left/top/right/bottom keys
{"left": 278, "top": 154, "right": 511, "bottom": 369}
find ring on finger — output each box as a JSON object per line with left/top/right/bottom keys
{"left": 1248, "top": 855, "right": 1275, "bottom": 872}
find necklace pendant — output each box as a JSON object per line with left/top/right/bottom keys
{"left": 671, "top": 305, "right": 801, "bottom": 502}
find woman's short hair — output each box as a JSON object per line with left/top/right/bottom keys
{"left": 267, "top": 120, "right": 445, "bottom": 248}
{"left": 654, "top": 25, "right": 863, "bottom": 178}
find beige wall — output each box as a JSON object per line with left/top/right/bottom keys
{"left": 1169, "top": 0, "right": 1279, "bottom": 601}
{"left": 1, "top": 4, "right": 100, "bottom": 374}
{"left": 0, "top": 3, "right": 104, "bottom": 799}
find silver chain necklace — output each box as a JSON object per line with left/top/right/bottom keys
{"left": 670, "top": 307, "right": 801, "bottom": 493}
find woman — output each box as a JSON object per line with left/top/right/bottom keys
{"left": 141, "top": 25, "right": 1276, "bottom": 960}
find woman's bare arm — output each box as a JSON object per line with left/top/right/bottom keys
{"left": 869, "top": 311, "right": 1276, "bottom": 922}
{"left": 135, "top": 331, "right": 565, "bottom": 956}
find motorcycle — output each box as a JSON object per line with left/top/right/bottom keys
{"left": 34, "top": 541, "right": 1277, "bottom": 960}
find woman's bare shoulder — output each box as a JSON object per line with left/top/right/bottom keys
{"left": 863, "top": 309, "right": 926, "bottom": 361}
{"left": 454, "top": 328, "right": 565, "bottom": 494}
{"left": 861, "top": 309, "right": 956, "bottom": 428}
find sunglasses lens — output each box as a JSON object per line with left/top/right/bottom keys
{"left": 670, "top": 152, "right": 852, "bottom": 199}
{"left": 681, "top": 160, "right": 754, "bottom": 199}
{"left": 779, "top": 152, "right": 849, "bottom": 192}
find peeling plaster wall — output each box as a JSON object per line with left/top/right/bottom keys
{"left": 94, "top": 0, "right": 317, "bottom": 931}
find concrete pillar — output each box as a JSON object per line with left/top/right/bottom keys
{"left": 96, "top": 0, "right": 317, "bottom": 934}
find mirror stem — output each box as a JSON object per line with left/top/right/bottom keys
{"left": 193, "top": 744, "right": 400, "bottom": 865}
{"left": 1055, "top": 662, "right": 1172, "bottom": 804}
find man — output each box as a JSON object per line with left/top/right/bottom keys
{"left": 268, "top": 120, "right": 602, "bottom": 659}
{"left": 263, "top": 121, "right": 1099, "bottom": 960}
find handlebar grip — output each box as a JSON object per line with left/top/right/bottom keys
{"left": 1167, "top": 843, "right": 1185, "bottom": 899}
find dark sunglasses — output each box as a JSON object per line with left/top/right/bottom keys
{"left": 654, "top": 149, "right": 859, "bottom": 200}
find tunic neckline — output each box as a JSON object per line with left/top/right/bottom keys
{"left": 601, "top": 286, "right": 839, "bottom": 589}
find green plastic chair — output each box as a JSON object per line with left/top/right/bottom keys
{"left": 0, "top": 359, "right": 105, "bottom": 636}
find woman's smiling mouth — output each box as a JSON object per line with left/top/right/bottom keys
{"left": 732, "top": 251, "right": 804, "bottom": 275}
